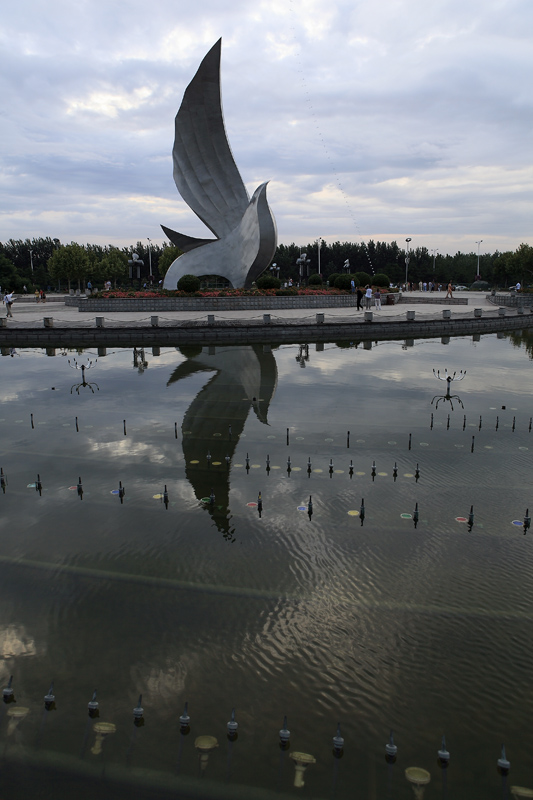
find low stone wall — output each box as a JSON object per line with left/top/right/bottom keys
{"left": 2, "top": 312, "right": 531, "bottom": 349}
{"left": 398, "top": 294, "right": 468, "bottom": 305}
{"left": 66, "top": 294, "right": 401, "bottom": 312}
{"left": 490, "top": 293, "right": 533, "bottom": 307}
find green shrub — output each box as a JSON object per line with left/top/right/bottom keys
{"left": 372, "top": 273, "right": 390, "bottom": 288}
{"left": 256, "top": 274, "right": 281, "bottom": 290}
{"left": 354, "top": 272, "right": 371, "bottom": 287}
{"left": 177, "top": 274, "right": 201, "bottom": 293}
{"left": 275, "top": 288, "right": 298, "bottom": 296}
{"left": 308, "top": 273, "right": 323, "bottom": 286}
{"left": 334, "top": 274, "right": 352, "bottom": 291}
{"left": 328, "top": 273, "right": 340, "bottom": 287}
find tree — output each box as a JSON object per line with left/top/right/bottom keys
{"left": 95, "top": 247, "right": 128, "bottom": 289}
{"left": 0, "top": 254, "right": 25, "bottom": 292}
{"left": 48, "top": 243, "right": 90, "bottom": 291}
{"left": 158, "top": 245, "right": 183, "bottom": 279}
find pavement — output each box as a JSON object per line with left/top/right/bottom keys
{"left": 1, "top": 292, "right": 502, "bottom": 329}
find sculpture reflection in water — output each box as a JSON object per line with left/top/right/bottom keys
{"left": 431, "top": 368, "right": 466, "bottom": 410}
{"left": 167, "top": 345, "right": 278, "bottom": 541}
{"left": 68, "top": 358, "right": 99, "bottom": 395}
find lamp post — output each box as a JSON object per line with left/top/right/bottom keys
{"left": 405, "top": 238, "right": 412, "bottom": 289}
{"left": 296, "top": 252, "right": 310, "bottom": 284}
{"left": 431, "top": 248, "right": 438, "bottom": 273}
{"left": 475, "top": 240, "right": 483, "bottom": 281}
{"left": 147, "top": 238, "right": 153, "bottom": 280}
{"left": 53, "top": 239, "right": 61, "bottom": 292}
{"left": 317, "top": 238, "right": 323, "bottom": 275}
{"left": 29, "top": 250, "right": 34, "bottom": 273}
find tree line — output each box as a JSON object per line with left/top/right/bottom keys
{"left": 274, "top": 241, "right": 533, "bottom": 288}
{"left": 0, "top": 236, "right": 531, "bottom": 292}
{"left": 0, "top": 238, "right": 181, "bottom": 292}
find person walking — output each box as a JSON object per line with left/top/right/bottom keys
{"left": 356, "top": 286, "right": 364, "bottom": 310}
{"left": 374, "top": 288, "right": 382, "bottom": 310}
{"left": 365, "top": 285, "right": 373, "bottom": 309}
{"left": 446, "top": 281, "right": 453, "bottom": 299}
{"left": 5, "top": 291, "right": 14, "bottom": 317}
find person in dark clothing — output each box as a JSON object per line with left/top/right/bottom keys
{"left": 356, "top": 287, "right": 364, "bottom": 310}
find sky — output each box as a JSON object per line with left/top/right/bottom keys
{"left": 1, "top": 0, "right": 532, "bottom": 257}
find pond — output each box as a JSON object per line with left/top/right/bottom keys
{"left": 0, "top": 331, "right": 532, "bottom": 799}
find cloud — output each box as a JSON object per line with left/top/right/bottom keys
{"left": 0, "top": 0, "right": 532, "bottom": 254}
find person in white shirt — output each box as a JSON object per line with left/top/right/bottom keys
{"left": 5, "top": 292, "right": 14, "bottom": 317}
{"left": 365, "top": 285, "right": 373, "bottom": 309}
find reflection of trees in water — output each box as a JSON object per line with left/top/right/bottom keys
{"left": 507, "top": 330, "right": 533, "bottom": 360}
{"left": 168, "top": 345, "right": 278, "bottom": 540}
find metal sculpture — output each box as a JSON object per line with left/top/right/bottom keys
{"left": 162, "top": 39, "right": 277, "bottom": 289}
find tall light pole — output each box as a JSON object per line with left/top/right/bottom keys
{"left": 147, "top": 238, "right": 152, "bottom": 280}
{"left": 431, "top": 248, "right": 438, "bottom": 273}
{"left": 475, "top": 240, "right": 483, "bottom": 281}
{"left": 317, "top": 238, "right": 323, "bottom": 275}
{"left": 29, "top": 250, "right": 34, "bottom": 273}
{"left": 405, "top": 238, "right": 412, "bottom": 289}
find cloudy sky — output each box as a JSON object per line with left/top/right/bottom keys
{"left": 1, "top": 0, "right": 531, "bottom": 255}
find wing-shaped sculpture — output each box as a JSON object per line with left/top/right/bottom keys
{"left": 167, "top": 345, "right": 278, "bottom": 540}
{"left": 162, "top": 39, "right": 277, "bottom": 289}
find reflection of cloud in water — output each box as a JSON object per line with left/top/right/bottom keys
{"left": 129, "top": 657, "right": 189, "bottom": 715}
{"left": 0, "top": 625, "right": 38, "bottom": 658}
{"left": 87, "top": 439, "right": 171, "bottom": 464}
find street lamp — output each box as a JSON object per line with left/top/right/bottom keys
{"left": 431, "top": 248, "right": 438, "bottom": 273}
{"left": 29, "top": 250, "right": 34, "bottom": 273}
{"left": 475, "top": 240, "right": 483, "bottom": 281}
{"left": 317, "top": 238, "right": 323, "bottom": 275}
{"left": 296, "top": 252, "right": 310, "bottom": 283}
{"left": 147, "top": 238, "right": 153, "bottom": 279}
{"left": 53, "top": 239, "right": 61, "bottom": 292}
{"left": 405, "top": 238, "right": 412, "bottom": 288}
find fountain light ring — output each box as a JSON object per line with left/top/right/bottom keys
{"left": 401, "top": 513, "right": 413, "bottom": 519}
{"left": 348, "top": 510, "right": 360, "bottom": 516}
{"left": 246, "top": 502, "right": 258, "bottom": 507}
{"left": 297, "top": 505, "right": 307, "bottom": 511}
{"left": 455, "top": 517, "right": 468, "bottom": 523}
{"left": 512, "top": 520, "right": 523, "bottom": 526}
{"left": 405, "top": 766, "right": 431, "bottom": 784}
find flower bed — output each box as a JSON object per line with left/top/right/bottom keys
{"left": 94, "top": 286, "right": 390, "bottom": 300}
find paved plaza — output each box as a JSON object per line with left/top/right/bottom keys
{"left": 0, "top": 291, "right": 502, "bottom": 329}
